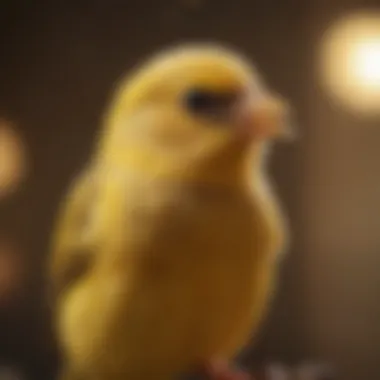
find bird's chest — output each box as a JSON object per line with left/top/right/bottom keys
{"left": 90, "top": 177, "right": 279, "bottom": 365}
{"left": 106, "top": 179, "right": 273, "bottom": 307}
{"left": 116, "top": 179, "right": 263, "bottom": 272}
{"left": 96, "top": 175, "right": 276, "bottom": 288}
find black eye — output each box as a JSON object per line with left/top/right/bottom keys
{"left": 184, "top": 88, "right": 239, "bottom": 118}
{"left": 185, "top": 90, "right": 217, "bottom": 112}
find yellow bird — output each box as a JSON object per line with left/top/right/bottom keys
{"left": 49, "top": 44, "right": 291, "bottom": 380}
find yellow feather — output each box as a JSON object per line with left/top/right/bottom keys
{"left": 49, "top": 44, "right": 289, "bottom": 380}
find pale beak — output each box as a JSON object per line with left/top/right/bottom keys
{"left": 233, "top": 92, "right": 295, "bottom": 140}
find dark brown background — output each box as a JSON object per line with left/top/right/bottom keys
{"left": 0, "top": 1, "right": 379, "bottom": 380}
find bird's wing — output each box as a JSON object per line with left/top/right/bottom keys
{"left": 48, "top": 168, "right": 97, "bottom": 302}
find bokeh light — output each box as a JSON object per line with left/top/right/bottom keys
{"left": 0, "top": 120, "right": 27, "bottom": 199}
{"left": 320, "top": 12, "right": 380, "bottom": 115}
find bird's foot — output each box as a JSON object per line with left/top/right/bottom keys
{"left": 201, "top": 359, "right": 251, "bottom": 380}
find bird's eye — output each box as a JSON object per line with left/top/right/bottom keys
{"left": 184, "top": 89, "right": 239, "bottom": 118}
{"left": 185, "top": 90, "right": 217, "bottom": 113}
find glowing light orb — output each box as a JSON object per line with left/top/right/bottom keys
{"left": 354, "top": 40, "right": 380, "bottom": 86}
{"left": 320, "top": 12, "right": 380, "bottom": 115}
{"left": 0, "top": 121, "right": 27, "bottom": 199}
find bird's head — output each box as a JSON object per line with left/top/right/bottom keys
{"left": 99, "top": 45, "right": 293, "bottom": 184}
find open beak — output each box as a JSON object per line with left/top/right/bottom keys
{"left": 233, "top": 91, "right": 295, "bottom": 141}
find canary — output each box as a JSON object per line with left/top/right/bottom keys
{"left": 48, "top": 44, "right": 291, "bottom": 380}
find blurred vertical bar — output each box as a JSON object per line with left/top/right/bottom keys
{"left": 302, "top": 0, "right": 380, "bottom": 379}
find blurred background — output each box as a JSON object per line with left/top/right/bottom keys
{"left": 0, "top": 0, "right": 380, "bottom": 379}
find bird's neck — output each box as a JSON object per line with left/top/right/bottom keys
{"left": 96, "top": 138, "right": 266, "bottom": 189}
{"left": 187, "top": 140, "right": 266, "bottom": 187}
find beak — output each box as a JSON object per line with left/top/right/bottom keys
{"left": 233, "top": 92, "right": 295, "bottom": 141}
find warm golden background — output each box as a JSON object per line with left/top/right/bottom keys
{"left": 0, "top": 1, "right": 380, "bottom": 380}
